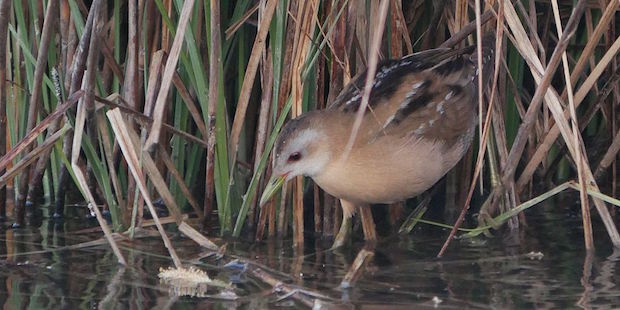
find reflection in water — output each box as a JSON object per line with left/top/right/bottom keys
{"left": 0, "top": 202, "right": 618, "bottom": 308}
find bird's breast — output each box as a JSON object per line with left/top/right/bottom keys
{"left": 312, "top": 135, "right": 470, "bottom": 204}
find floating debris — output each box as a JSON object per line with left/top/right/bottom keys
{"left": 158, "top": 266, "right": 231, "bottom": 298}
{"left": 525, "top": 251, "right": 544, "bottom": 260}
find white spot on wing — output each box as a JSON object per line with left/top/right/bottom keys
{"left": 414, "top": 123, "right": 425, "bottom": 135}
{"left": 436, "top": 101, "right": 444, "bottom": 114}
{"left": 382, "top": 115, "right": 395, "bottom": 129}
{"left": 374, "top": 60, "right": 415, "bottom": 87}
{"left": 344, "top": 93, "right": 361, "bottom": 107}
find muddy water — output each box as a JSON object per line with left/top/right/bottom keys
{"left": 0, "top": 199, "right": 618, "bottom": 309}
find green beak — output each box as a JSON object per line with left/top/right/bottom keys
{"left": 259, "top": 174, "right": 287, "bottom": 207}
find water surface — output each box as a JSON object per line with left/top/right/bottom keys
{"left": 0, "top": 199, "right": 618, "bottom": 309}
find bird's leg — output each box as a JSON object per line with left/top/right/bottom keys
{"left": 332, "top": 200, "right": 356, "bottom": 248}
{"left": 359, "top": 204, "right": 377, "bottom": 242}
{"left": 332, "top": 215, "right": 351, "bottom": 249}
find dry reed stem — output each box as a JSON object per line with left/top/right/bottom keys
{"left": 178, "top": 222, "right": 218, "bottom": 250}
{"left": 287, "top": 0, "right": 321, "bottom": 247}
{"left": 438, "top": 32, "right": 502, "bottom": 257}
{"left": 0, "top": 125, "right": 69, "bottom": 187}
{"left": 391, "top": 0, "right": 412, "bottom": 53}
{"left": 107, "top": 108, "right": 182, "bottom": 268}
{"left": 205, "top": 0, "right": 222, "bottom": 222}
{"left": 252, "top": 50, "right": 274, "bottom": 236}
{"left": 455, "top": 0, "right": 469, "bottom": 34}
{"left": 71, "top": 41, "right": 125, "bottom": 264}
{"left": 504, "top": 1, "right": 620, "bottom": 246}
{"left": 135, "top": 141, "right": 185, "bottom": 223}
{"left": 72, "top": 168, "right": 127, "bottom": 265}
{"left": 0, "top": 0, "right": 11, "bottom": 216}
{"left": 122, "top": 0, "right": 139, "bottom": 112}
{"left": 224, "top": 2, "right": 259, "bottom": 40}
{"left": 17, "top": 0, "right": 59, "bottom": 212}
{"left": 97, "top": 31, "right": 124, "bottom": 84}
{"left": 96, "top": 113, "right": 125, "bottom": 208}
{"left": 342, "top": 0, "right": 389, "bottom": 158}
{"left": 229, "top": 0, "right": 277, "bottom": 165}
{"left": 121, "top": 1, "right": 140, "bottom": 220}
{"left": 501, "top": 0, "right": 586, "bottom": 183}
{"left": 145, "top": 0, "right": 196, "bottom": 151}
{"left": 595, "top": 129, "right": 620, "bottom": 180}
{"left": 504, "top": 0, "right": 618, "bottom": 247}
{"left": 52, "top": 0, "right": 100, "bottom": 221}
{"left": 94, "top": 95, "right": 207, "bottom": 147}
{"left": 441, "top": 6, "right": 495, "bottom": 48}
{"left": 0, "top": 91, "right": 83, "bottom": 172}
{"left": 340, "top": 248, "right": 374, "bottom": 288}
{"left": 359, "top": 205, "right": 377, "bottom": 241}
{"left": 475, "top": 0, "right": 485, "bottom": 192}
{"left": 144, "top": 51, "right": 165, "bottom": 117}
{"left": 172, "top": 72, "right": 208, "bottom": 138}
{"left": 158, "top": 144, "right": 202, "bottom": 218}
{"left": 277, "top": 181, "right": 289, "bottom": 237}
{"left": 250, "top": 268, "right": 316, "bottom": 307}
{"left": 517, "top": 34, "right": 620, "bottom": 193}
{"left": 566, "top": 0, "right": 618, "bottom": 94}
{"left": 550, "top": 0, "right": 593, "bottom": 249}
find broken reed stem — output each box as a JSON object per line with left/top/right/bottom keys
{"left": 178, "top": 222, "right": 218, "bottom": 250}
{"left": 63, "top": 1, "right": 128, "bottom": 265}
{"left": 72, "top": 168, "right": 127, "bottom": 265}
{"left": 340, "top": 248, "right": 374, "bottom": 288}
{"left": 157, "top": 144, "right": 203, "bottom": 218}
{"left": 145, "top": 0, "right": 196, "bottom": 151}
{"left": 0, "top": 91, "right": 84, "bottom": 173}
{"left": 107, "top": 108, "right": 182, "bottom": 268}
{"left": 94, "top": 95, "right": 207, "bottom": 147}
{"left": 0, "top": 125, "right": 69, "bottom": 187}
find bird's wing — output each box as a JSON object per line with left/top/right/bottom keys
{"left": 327, "top": 48, "right": 467, "bottom": 113}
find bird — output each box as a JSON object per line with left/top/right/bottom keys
{"left": 260, "top": 33, "right": 495, "bottom": 248}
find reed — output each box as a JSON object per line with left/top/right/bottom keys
{"left": 0, "top": 0, "right": 617, "bottom": 256}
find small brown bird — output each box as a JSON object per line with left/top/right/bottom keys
{"left": 261, "top": 34, "right": 495, "bottom": 247}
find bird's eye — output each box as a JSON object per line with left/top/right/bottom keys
{"left": 287, "top": 152, "right": 302, "bottom": 162}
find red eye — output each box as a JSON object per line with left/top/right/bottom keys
{"left": 288, "top": 152, "right": 302, "bottom": 162}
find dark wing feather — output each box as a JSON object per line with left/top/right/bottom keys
{"left": 327, "top": 47, "right": 471, "bottom": 113}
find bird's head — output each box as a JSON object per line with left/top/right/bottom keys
{"left": 259, "top": 112, "right": 330, "bottom": 206}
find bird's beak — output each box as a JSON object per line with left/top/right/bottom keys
{"left": 259, "top": 173, "right": 288, "bottom": 207}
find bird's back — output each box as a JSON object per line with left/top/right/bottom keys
{"left": 313, "top": 35, "right": 495, "bottom": 204}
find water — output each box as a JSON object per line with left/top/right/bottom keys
{"left": 0, "top": 198, "right": 619, "bottom": 309}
